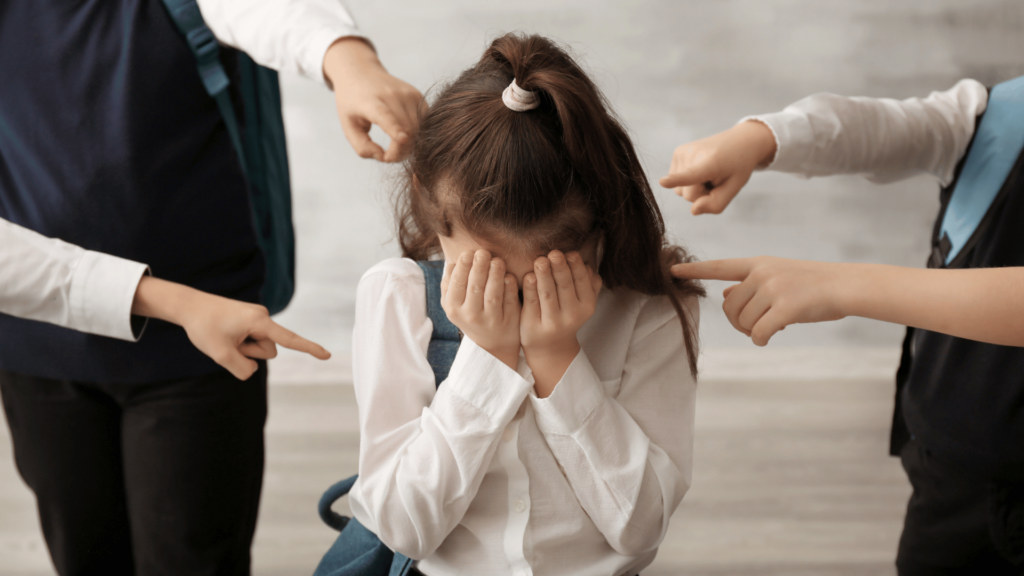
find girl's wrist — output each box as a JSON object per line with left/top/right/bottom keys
{"left": 524, "top": 339, "right": 581, "bottom": 398}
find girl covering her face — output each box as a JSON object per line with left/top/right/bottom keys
{"left": 348, "top": 33, "right": 704, "bottom": 576}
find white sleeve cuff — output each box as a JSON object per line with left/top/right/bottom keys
{"left": 739, "top": 112, "right": 814, "bottom": 173}
{"left": 432, "top": 338, "right": 532, "bottom": 425}
{"left": 68, "top": 251, "right": 149, "bottom": 341}
{"left": 529, "top": 349, "right": 605, "bottom": 436}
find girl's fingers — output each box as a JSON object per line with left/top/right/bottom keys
{"left": 465, "top": 250, "right": 491, "bottom": 311}
{"left": 502, "top": 274, "right": 520, "bottom": 323}
{"left": 239, "top": 337, "right": 278, "bottom": 360}
{"left": 548, "top": 251, "right": 577, "bottom": 306}
{"left": 440, "top": 260, "right": 453, "bottom": 300}
{"left": 750, "top": 307, "right": 787, "bottom": 347}
{"left": 533, "top": 257, "right": 559, "bottom": 319}
{"left": 568, "top": 253, "right": 594, "bottom": 304}
{"left": 522, "top": 272, "right": 540, "bottom": 321}
{"left": 446, "top": 251, "right": 473, "bottom": 308}
{"left": 483, "top": 258, "right": 506, "bottom": 315}
{"left": 723, "top": 284, "right": 737, "bottom": 298}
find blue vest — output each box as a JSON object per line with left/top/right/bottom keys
{"left": 892, "top": 78, "right": 1024, "bottom": 480}
{"left": 0, "top": 0, "right": 263, "bottom": 382}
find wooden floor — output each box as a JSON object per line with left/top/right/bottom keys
{"left": 0, "top": 376, "right": 908, "bottom": 575}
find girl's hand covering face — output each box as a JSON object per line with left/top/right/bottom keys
{"left": 520, "top": 251, "right": 603, "bottom": 396}
{"left": 440, "top": 250, "right": 522, "bottom": 370}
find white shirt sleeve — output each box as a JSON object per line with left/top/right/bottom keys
{"left": 196, "top": 0, "right": 363, "bottom": 83}
{"left": 527, "top": 295, "right": 697, "bottom": 557}
{"left": 0, "top": 218, "right": 149, "bottom": 341}
{"left": 348, "top": 259, "right": 534, "bottom": 560}
{"left": 744, "top": 79, "right": 990, "bottom": 186}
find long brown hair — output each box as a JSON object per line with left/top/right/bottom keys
{"left": 395, "top": 33, "right": 705, "bottom": 377}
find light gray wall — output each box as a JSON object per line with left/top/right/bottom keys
{"left": 273, "top": 0, "right": 1024, "bottom": 356}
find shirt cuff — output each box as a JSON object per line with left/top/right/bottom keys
{"left": 306, "top": 28, "right": 370, "bottom": 85}
{"left": 739, "top": 112, "right": 813, "bottom": 172}
{"left": 68, "top": 251, "right": 150, "bottom": 342}
{"left": 433, "top": 338, "right": 532, "bottom": 425}
{"left": 529, "top": 349, "right": 605, "bottom": 436}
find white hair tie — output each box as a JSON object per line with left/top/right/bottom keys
{"left": 502, "top": 78, "right": 539, "bottom": 112}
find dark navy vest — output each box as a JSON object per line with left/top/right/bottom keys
{"left": 0, "top": 0, "right": 264, "bottom": 382}
{"left": 892, "top": 98, "right": 1024, "bottom": 480}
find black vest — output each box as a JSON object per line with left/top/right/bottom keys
{"left": 893, "top": 105, "right": 1024, "bottom": 480}
{"left": 0, "top": 0, "right": 264, "bottom": 383}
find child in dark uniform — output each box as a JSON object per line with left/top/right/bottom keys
{"left": 664, "top": 77, "right": 1024, "bottom": 573}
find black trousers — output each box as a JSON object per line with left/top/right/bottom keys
{"left": 897, "top": 439, "right": 1024, "bottom": 575}
{"left": 0, "top": 364, "right": 267, "bottom": 576}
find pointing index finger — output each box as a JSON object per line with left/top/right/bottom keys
{"left": 670, "top": 258, "right": 754, "bottom": 282}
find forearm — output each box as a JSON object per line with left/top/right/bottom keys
{"left": 353, "top": 339, "right": 532, "bottom": 558}
{"left": 130, "top": 276, "right": 206, "bottom": 327}
{"left": 529, "top": 348, "right": 689, "bottom": 555}
{"left": 753, "top": 79, "right": 987, "bottom": 185}
{"left": 0, "top": 219, "right": 148, "bottom": 340}
{"left": 844, "top": 264, "right": 1024, "bottom": 346}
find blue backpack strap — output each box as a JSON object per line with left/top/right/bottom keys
{"left": 313, "top": 261, "right": 459, "bottom": 576}
{"left": 415, "top": 260, "right": 462, "bottom": 388}
{"left": 158, "top": 0, "right": 247, "bottom": 174}
{"left": 937, "top": 75, "right": 1024, "bottom": 265}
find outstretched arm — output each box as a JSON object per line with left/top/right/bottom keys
{"left": 661, "top": 79, "right": 988, "bottom": 215}
{"left": 131, "top": 276, "right": 330, "bottom": 380}
{"left": 198, "top": 0, "right": 424, "bottom": 161}
{"left": 673, "top": 257, "right": 1024, "bottom": 348}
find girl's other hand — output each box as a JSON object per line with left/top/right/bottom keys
{"left": 659, "top": 120, "right": 777, "bottom": 216}
{"left": 131, "top": 277, "right": 331, "bottom": 381}
{"left": 521, "top": 250, "right": 602, "bottom": 398}
{"left": 671, "top": 257, "right": 853, "bottom": 346}
{"left": 440, "top": 250, "right": 521, "bottom": 370}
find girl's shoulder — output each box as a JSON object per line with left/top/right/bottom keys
{"left": 356, "top": 258, "right": 428, "bottom": 310}
{"left": 360, "top": 257, "right": 425, "bottom": 285}
{"left": 599, "top": 287, "right": 700, "bottom": 343}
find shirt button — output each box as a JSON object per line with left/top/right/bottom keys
{"left": 513, "top": 499, "right": 527, "bottom": 513}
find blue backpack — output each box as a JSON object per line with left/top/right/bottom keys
{"left": 314, "top": 261, "right": 460, "bottom": 576}
{"left": 160, "top": 0, "right": 295, "bottom": 314}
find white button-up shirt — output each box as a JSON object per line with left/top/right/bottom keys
{"left": 746, "top": 79, "right": 989, "bottom": 184}
{"left": 348, "top": 258, "right": 698, "bottom": 576}
{"left": 0, "top": 0, "right": 359, "bottom": 339}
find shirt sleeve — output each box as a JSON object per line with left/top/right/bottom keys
{"left": 196, "top": 0, "right": 364, "bottom": 83}
{"left": 744, "top": 79, "right": 989, "bottom": 186}
{"left": 348, "top": 260, "right": 534, "bottom": 560}
{"left": 0, "top": 218, "right": 149, "bottom": 341}
{"left": 527, "top": 295, "right": 697, "bottom": 557}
